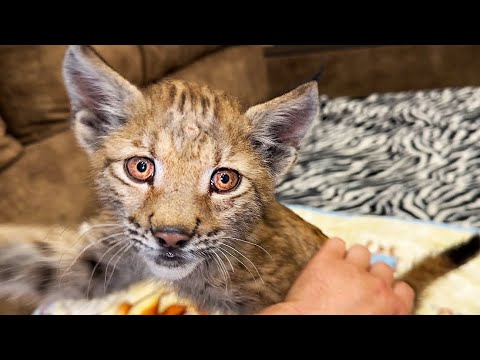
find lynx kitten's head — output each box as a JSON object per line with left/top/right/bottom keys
{"left": 63, "top": 45, "right": 319, "bottom": 280}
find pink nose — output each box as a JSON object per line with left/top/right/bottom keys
{"left": 154, "top": 231, "right": 190, "bottom": 248}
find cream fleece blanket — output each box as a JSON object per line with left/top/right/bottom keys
{"left": 289, "top": 205, "right": 480, "bottom": 315}
{"left": 35, "top": 205, "right": 480, "bottom": 315}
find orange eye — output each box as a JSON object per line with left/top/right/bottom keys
{"left": 125, "top": 157, "right": 155, "bottom": 183}
{"left": 210, "top": 168, "right": 241, "bottom": 193}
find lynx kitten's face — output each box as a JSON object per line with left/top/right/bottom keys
{"left": 63, "top": 46, "right": 319, "bottom": 281}
{"left": 94, "top": 82, "right": 273, "bottom": 280}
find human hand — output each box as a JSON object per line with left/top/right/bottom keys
{"left": 258, "top": 237, "right": 415, "bottom": 315}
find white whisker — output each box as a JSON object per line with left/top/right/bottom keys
{"left": 210, "top": 252, "right": 227, "bottom": 290}
{"left": 217, "top": 247, "right": 235, "bottom": 272}
{"left": 85, "top": 238, "right": 127, "bottom": 299}
{"left": 213, "top": 250, "right": 229, "bottom": 293}
{"left": 218, "top": 245, "right": 258, "bottom": 284}
{"left": 223, "top": 237, "right": 273, "bottom": 260}
{"left": 220, "top": 243, "right": 264, "bottom": 284}
{"left": 60, "top": 231, "right": 126, "bottom": 285}
{"left": 81, "top": 224, "right": 124, "bottom": 230}
{"left": 58, "top": 224, "right": 124, "bottom": 268}
{"left": 104, "top": 243, "right": 132, "bottom": 293}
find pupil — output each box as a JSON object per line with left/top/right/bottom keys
{"left": 220, "top": 174, "right": 230, "bottom": 184}
{"left": 137, "top": 161, "right": 147, "bottom": 173}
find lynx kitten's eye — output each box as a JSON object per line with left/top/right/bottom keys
{"left": 125, "top": 157, "right": 155, "bottom": 182}
{"left": 210, "top": 168, "right": 241, "bottom": 193}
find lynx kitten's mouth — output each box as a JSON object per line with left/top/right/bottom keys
{"left": 153, "top": 250, "right": 188, "bottom": 266}
{"left": 146, "top": 258, "right": 200, "bottom": 281}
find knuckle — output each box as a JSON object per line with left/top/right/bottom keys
{"left": 373, "top": 277, "right": 391, "bottom": 298}
{"left": 331, "top": 237, "right": 346, "bottom": 248}
{"left": 351, "top": 244, "right": 370, "bottom": 254}
{"left": 321, "top": 237, "right": 346, "bottom": 256}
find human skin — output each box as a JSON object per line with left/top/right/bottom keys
{"left": 257, "top": 237, "right": 415, "bottom": 315}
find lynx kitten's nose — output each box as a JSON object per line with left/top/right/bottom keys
{"left": 154, "top": 231, "right": 190, "bottom": 248}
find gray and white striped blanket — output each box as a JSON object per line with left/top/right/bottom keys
{"left": 277, "top": 87, "right": 480, "bottom": 228}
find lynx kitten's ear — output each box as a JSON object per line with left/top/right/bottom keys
{"left": 246, "top": 81, "right": 319, "bottom": 180}
{"left": 63, "top": 45, "right": 142, "bottom": 154}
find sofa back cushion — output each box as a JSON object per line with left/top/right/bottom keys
{"left": 0, "top": 45, "right": 222, "bottom": 144}
{"left": 0, "top": 45, "right": 71, "bottom": 144}
{"left": 0, "top": 115, "right": 22, "bottom": 170}
{"left": 140, "top": 45, "right": 221, "bottom": 84}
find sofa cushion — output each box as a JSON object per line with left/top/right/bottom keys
{"left": 0, "top": 45, "right": 223, "bottom": 145}
{"left": 169, "top": 46, "right": 270, "bottom": 108}
{"left": 0, "top": 129, "right": 97, "bottom": 225}
{"left": 0, "top": 115, "right": 22, "bottom": 170}
{"left": 0, "top": 45, "right": 71, "bottom": 144}
{"left": 140, "top": 45, "right": 222, "bottom": 84}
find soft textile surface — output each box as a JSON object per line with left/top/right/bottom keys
{"left": 0, "top": 130, "right": 97, "bottom": 225}
{"left": 0, "top": 116, "right": 22, "bottom": 170}
{"left": 290, "top": 206, "right": 480, "bottom": 315}
{"left": 0, "top": 45, "right": 221, "bottom": 144}
{"left": 0, "top": 45, "right": 263, "bottom": 145}
{"left": 36, "top": 206, "right": 480, "bottom": 315}
{"left": 34, "top": 281, "right": 215, "bottom": 315}
{"left": 277, "top": 87, "right": 480, "bottom": 228}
